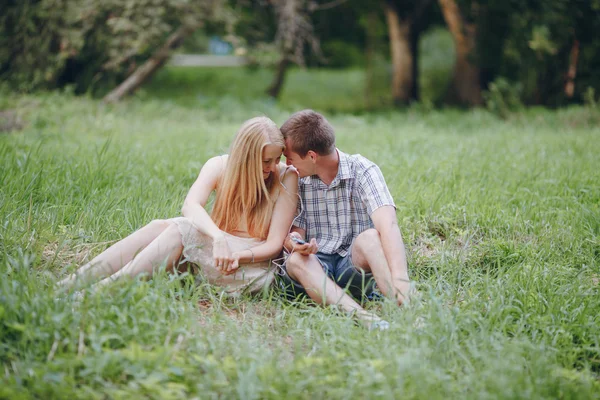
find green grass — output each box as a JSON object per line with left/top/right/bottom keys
{"left": 1, "top": 86, "right": 599, "bottom": 399}
{"left": 141, "top": 66, "right": 387, "bottom": 114}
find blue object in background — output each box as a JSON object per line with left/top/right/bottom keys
{"left": 209, "top": 36, "right": 233, "bottom": 55}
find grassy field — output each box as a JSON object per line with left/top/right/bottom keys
{"left": 1, "top": 75, "right": 599, "bottom": 399}
{"left": 142, "top": 66, "right": 392, "bottom": 114}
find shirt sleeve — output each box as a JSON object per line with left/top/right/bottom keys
{"left": 357, "top": 164, "right": 396, "bottom": 215}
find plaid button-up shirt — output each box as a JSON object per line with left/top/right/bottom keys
{"left": 293, "top": 150, "right": 396, "bottom": 257}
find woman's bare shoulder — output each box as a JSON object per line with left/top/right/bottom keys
{"left": 278, "top": 162, "right": 297, "bottom": 177}
{"left": 203, "top": 155, "right": 228, "bottom": 173}
{"left": 277, "top": 163, "right": 298, "bottom": 194}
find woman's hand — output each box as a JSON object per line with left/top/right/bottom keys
{"left": 221, "top": 252, "right": 241, "bottom": 276}
{"left": 213, "top": 235, "right": 234, "bottom": 274}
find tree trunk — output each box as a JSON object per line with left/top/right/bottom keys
{"left": 103, "top": 24, "right": 197, "bottom": 104}
{"left": 410, "top": 0, "right": 434, "bottom": 102}
{"left": 364, "top": 11, "right": 379, "bottom": 109}
{"left": 266, "top": 57, "right": 291, "bottom": 99}
{"left": 410, "top": 23, "right": 419, "bottom": 101}
{"left": 438, "top": 0, "right": 482, "bottom": 106}
{"left": 564, "top": 39, "right": 579, "bottom": 99}
{"left": 384, "top": 3, "right": 413, "bottom": 106}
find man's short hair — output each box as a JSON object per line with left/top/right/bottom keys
{"left": 281, "top": 110, "right": 336, "bottom": 157}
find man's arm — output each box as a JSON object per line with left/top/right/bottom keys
{"left": 371, "top": 205, "right": 411, "bottom": 301}
{"left": 285, "top": 227, "right": 318, "bottom": 255}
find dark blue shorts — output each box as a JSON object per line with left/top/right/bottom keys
{"left": 277, "top": 250, "right": 377, "bottom": 302}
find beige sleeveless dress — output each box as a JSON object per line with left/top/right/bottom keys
{"left": 170, "top": 163, "right": 290, "bottom": 296}
{"left": 171, "top": 217, "right": 275, "bottom": 296}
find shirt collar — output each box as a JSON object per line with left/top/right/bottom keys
{"left": 336, "top": 150, "right": 353, "bottom": 181}
{"left": 300, "top": 149, "right": 352, "bottom": 187}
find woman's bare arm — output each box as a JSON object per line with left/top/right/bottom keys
{"left": 234, "top": 167, "right": 298, "bottom": 263}
{"left": 181, "top": 156, "right": 226, "bottom": 240}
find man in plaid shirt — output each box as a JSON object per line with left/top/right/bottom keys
{"left": 279, "top": 110, "right": 411, "bottom": 327}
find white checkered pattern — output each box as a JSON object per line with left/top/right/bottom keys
{"left": 294, "top": 150, "right": 396, "bottom": 256}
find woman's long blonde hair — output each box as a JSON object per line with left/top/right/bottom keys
{"left": 211, "top": 117, "right": 284, "bottom": 240}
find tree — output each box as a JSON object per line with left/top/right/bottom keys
{"left": 103, "top": 21, "right": 198, "bottom": 103}
{"left": 0, "top": 0, "right": 223, "bottom": 94}
{"left": 266, "top": 0, "right": 320, "bottom": 99}
{"left": 363, "top": 10, "right": 385, "bottom": 109}
{"left": 438, "top": 0, "right": 482, "bottom": 106}
{"left": 383, "top": 0, "right": 433, "bottom": 105}
{"left": 494, "top": 0, "right": 600, "bottom": 106}
{"left": 100, "top": 0, "right": 223, "bottom": 102}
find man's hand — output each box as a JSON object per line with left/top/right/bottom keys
{"left": 287, "top": 232, "right": 318, "bottom": 256}
{"left": 395, "top": 279, "right": 413, "bottom": 306}
{"left": 371, "top": 206, "right": 411, "bottom": 307}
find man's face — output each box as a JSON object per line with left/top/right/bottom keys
{"left": 284, "top": 140, "right": 314, "bottom": 178}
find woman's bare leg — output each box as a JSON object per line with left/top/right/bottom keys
{"left": 94, "top": 224, "right": 184, "bottom": 287}
{"left": 57, "top": 219, "right": 174, "bottom": 288}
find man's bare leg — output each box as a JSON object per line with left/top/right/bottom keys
{"left": 351, "top": 229, "right": 410, "bottom": 305}
{"left": 286, "top": 252, "right": 385, "bottom": 327}
{"left": 57, "top": 219, "right": 174, "bottom": 288}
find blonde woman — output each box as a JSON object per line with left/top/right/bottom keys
{"left": 58, "top": 117, "right": 298, "bottom": 295}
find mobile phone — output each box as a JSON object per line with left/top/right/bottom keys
{"left": 291, "top": 236, "right": 307, "bottom": 245}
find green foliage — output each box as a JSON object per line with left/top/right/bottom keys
{"left": 142, "top": 66, "right": 394, "bottom": 114}
{"left": 578, "top": 87, "right": 600, "bottom": 127}
{"left": 483, "top": 77, "right": 523, "bottom": 119}
{"left": 245, "top": 43, "right": 281, "bottom": 69}
{"left": 180, "top": 31, "right": 211, "bottom": 54}
{"left": 1, "top": 88, "right": 599, "bottom": 397}
{"left": 0, "top": 0, "right": 218, "bottom": 94}
{"left": 311, "top": 1, "right": 370, "bottom": 67}
{"left": 321, "top": 40, "right": 364, "bottom": 68}
{"left": 2, "top": 0, "right": 600, "bottom": 109}
{"left": 479, "top": 0, "right": 600, "bottom": 106}
{"left": 418, "top": 27, "right": 454, "bottom": 105}
{"left": 583, "top": 87, "right": 597, "bottom": 109}
{"left": 528, "top": 26, "right": 558, "bottom": 57}
{"left": 0, "top": 0, "right": 71, "bottom": 92}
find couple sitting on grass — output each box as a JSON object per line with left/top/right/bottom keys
{"left": 58, "top": 110, "right": 411, "bottom": 329}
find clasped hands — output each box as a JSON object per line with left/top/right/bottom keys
{"left": 212, "top": 235, "right": 240, "bottom": 275}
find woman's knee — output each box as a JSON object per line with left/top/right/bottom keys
{"left": 163, "top": 223, "right": 183, "bottom": 244}
{"left": 147, "top": 219, "right": 173, "bottom": 232}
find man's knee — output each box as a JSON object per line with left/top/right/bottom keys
{"left": 286, "top": 253, "right": 318, "bottom": 281}
{"left": 355, "top": 228, "right": 381, "bottom": 249}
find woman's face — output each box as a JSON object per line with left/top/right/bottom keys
{"left": 262, "top": 144, "right": 283, "bottom": 180}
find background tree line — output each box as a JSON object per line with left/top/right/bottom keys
{"left": 1, "top": 0, "right": 599, "bottom": 109}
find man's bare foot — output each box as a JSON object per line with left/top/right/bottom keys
{"left": 395, "top": 280, "right": 412, "bottom": 306}
{"left": 353, "top": 309, "right": 390, "bottom": 331}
